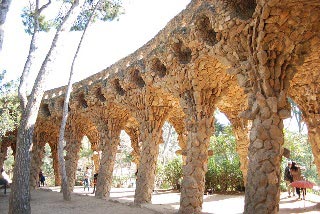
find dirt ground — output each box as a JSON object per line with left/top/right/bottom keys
{"left": 1, "top": 186, "right": 320, "bottom": 213}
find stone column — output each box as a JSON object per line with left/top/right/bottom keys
{"left": 29, "top": 133, "right": 45, "bottom": 189}
{"left": 50, "top": 143, "right": 61, "bottom": 186}
{"left": 178, "top": 90, "right": 215, "bottom": 214}
{"left": 95, "top": 118, "right": 123, "bottom": 199}
{"left": 305, "top": 118, "right": 320, "bottom": 178}
{"left": 0, "top": 130, "right": 17, "bottom": 170}
{"left": 229, "top": 118, "right": 250, "bottom": 186}
{"left": 125, "top": 126, "right": 141, "bottom": 168}
{"left": 65, "top": 134, "right": 82, "bottom": 191}
{"left": 178, "top": 134, "right": 188, "bottom": 165}
{"left": 92, "top": 153, "right": 100, "bottom": 173}
{"left": 243, "top": 94, "right": 288, "bottom": 213}
{"left": 134, "top": 107, "right": 168, "bottom": 204}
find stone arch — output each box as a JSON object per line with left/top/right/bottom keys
{"left": 0, "top": 129, "right": 17, "bottom": 171}
{"left": 124, "top": 122, "right": 141, "bottom": 168}
{"left": 33, "top": 1, "right": 320, "bottom": 213}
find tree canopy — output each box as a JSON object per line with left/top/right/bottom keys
{"left": 0, "top": 70, "right": 20, "bottom": 138}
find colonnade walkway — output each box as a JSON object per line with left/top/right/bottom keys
{"left": 71, "top": 187, "right": 320, "bottom": 213}
{"left": 1, "top": 187, "right": 320, "bottom": 213}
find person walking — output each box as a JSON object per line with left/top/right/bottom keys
{"left": 83, "top": 167, "right": 91, "bottom": 191}
{"left": 40, "top": 173, "right": 46, "bottom": 186}
{"left": 0, "top": 168, "right": 8, "bottom": 194}
{"left": 92, "top": 173, "right": 98, "bottom": 194}
{"left": 290, "top": 161, "right": 303, "bottom": 199}
{"left": 284, "top": 161, "right": 294, "bottom": 197}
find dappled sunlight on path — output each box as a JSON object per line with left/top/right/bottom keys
{"left": 1, "top": 187, "right": 319, "bottom": 213}
{"left": 69, "top": 187, "right": 320, "bottom": 213}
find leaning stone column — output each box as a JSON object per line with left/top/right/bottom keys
{"left": 229, "top": 117, "right": 250, "bottom": 186}
{"left": 125, "top": 126, "right": 141, "bottom": 168}
{"left": 134, "top": 107, "right": 168, "bottom": 204}
{"left": 92, "top": 153, "right": 100, "bottom": 173}
{"left": 178, "top": 90, "right": 215, "bottom": 214}
{"left": 29, "top": 134, "right": 45, "bottom": 189}
{"left": 95, "top": 117, "right": 124, "bottom": 199}
{"left": 305, "top": 118, "right": 320, "bottom": 178}
{"left": 178, "top": 133, "right": 187, "bottom": 165}
{"left": 65, "top": 133, "right": 82, "bottom": 191}
{"left": 243, "top": 93, "right": 289, "bottom": 213}
{"left": 50, "top": 142, "right": 61, "bottom": 186}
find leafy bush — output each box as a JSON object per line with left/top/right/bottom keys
{"left": 156, "top": 157, "right": 182, "bottom": 190}
{"left": 206, "top": 126, "right": 244, "bottom": 192}
{"left": 282, "top": 130, "right": 320, "bottom": 192}
{"left": 164, "top": 157, "right": 183, "bottom": 190}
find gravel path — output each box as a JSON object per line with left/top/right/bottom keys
{"left": 1, "top": 187, "right": 320, "bottom": 213}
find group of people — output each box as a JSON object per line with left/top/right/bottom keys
{"left": 284, "top": 161, "right": 306, "bottom": 200}
{"left": 83, "top": 166, "right": 98, "bottom": 194}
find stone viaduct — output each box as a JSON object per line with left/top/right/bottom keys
{"left": 1, "top": 0, "right": 319, "bottom": 213}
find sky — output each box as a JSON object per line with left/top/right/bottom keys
{"left": 0, "top": 0, "right": 191, "bottom": 90}
{"left": 0, "top": 0, "right": 306, "bottom": 131}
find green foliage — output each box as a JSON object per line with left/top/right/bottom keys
{"left": 42, "top": 144, "right": 55, "bottom": 186}
{"left": 156, "top": 157, "right": 183, "bottom": 190}
{"left": 3, "top": 147, "right": 14, "bottom": 176}
{"left": 214, "top": 119, "right": 226, "bottom": 136}
{"left": 206, "top": 125, "right": 244, "bottom": 192}
{"left": 57, "top": 0, "right": 124, "bottom": 31}
{"left": 112, "top": 175, "right": 131, "bottom": 187}
{"left": 21, "top": 6, "right": 52, "bottom": 35}
{"left": 288, "top": 98, "right": 304, "bottom": 133}
{"left": 21, "top": 0, "right": 123, "bottom": 35}
{"left": 163, "top": 157, "right": 183, "bottom": 189}
{"left": 0, "top": 70, "right": 21, "bottom": 138}
{"left": 79, "top": 144, "right": 93, "bottom": 158}
{"left": 283, "top": 130, "right": 320, "bottom": 185}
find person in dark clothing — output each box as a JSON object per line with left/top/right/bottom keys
{"left": 39, "top": 171, "right": 45, "bottom": 187}
{"left": 291, "top": 161, "right": 303, "bottom": 199}
{"left": 0, "top": 168, "right": 8, "bottom": 194}
{"left": 284, "top": 161, "right": 294, "bottom": 197}
{"left": 92, "top": 173, "right": 98, "bottom": 194}
{"left": 40, "top": 173, "right": 45, "bottom": 186}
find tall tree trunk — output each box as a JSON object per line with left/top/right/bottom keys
{"left": 9, "top": 1, "right": 83, "bottom": 213}
{"left": 0, "top": 0, "right": 12, "bottom": 52}
{"left": 58, "top": 0, "right": 101, "bottom": 200}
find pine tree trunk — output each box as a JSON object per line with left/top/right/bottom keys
{"left": 58, "top": 0, "right": 101, "bottom": 200}
{"left": 9, "top": 1, "right": 84, "bottom": 212}
{"left": 0, "top": 0, "right": 12, "bottom": 52}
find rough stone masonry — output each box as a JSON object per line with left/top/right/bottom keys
{"left": 1, "top": 0, "right": 319, "bottom": 213}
